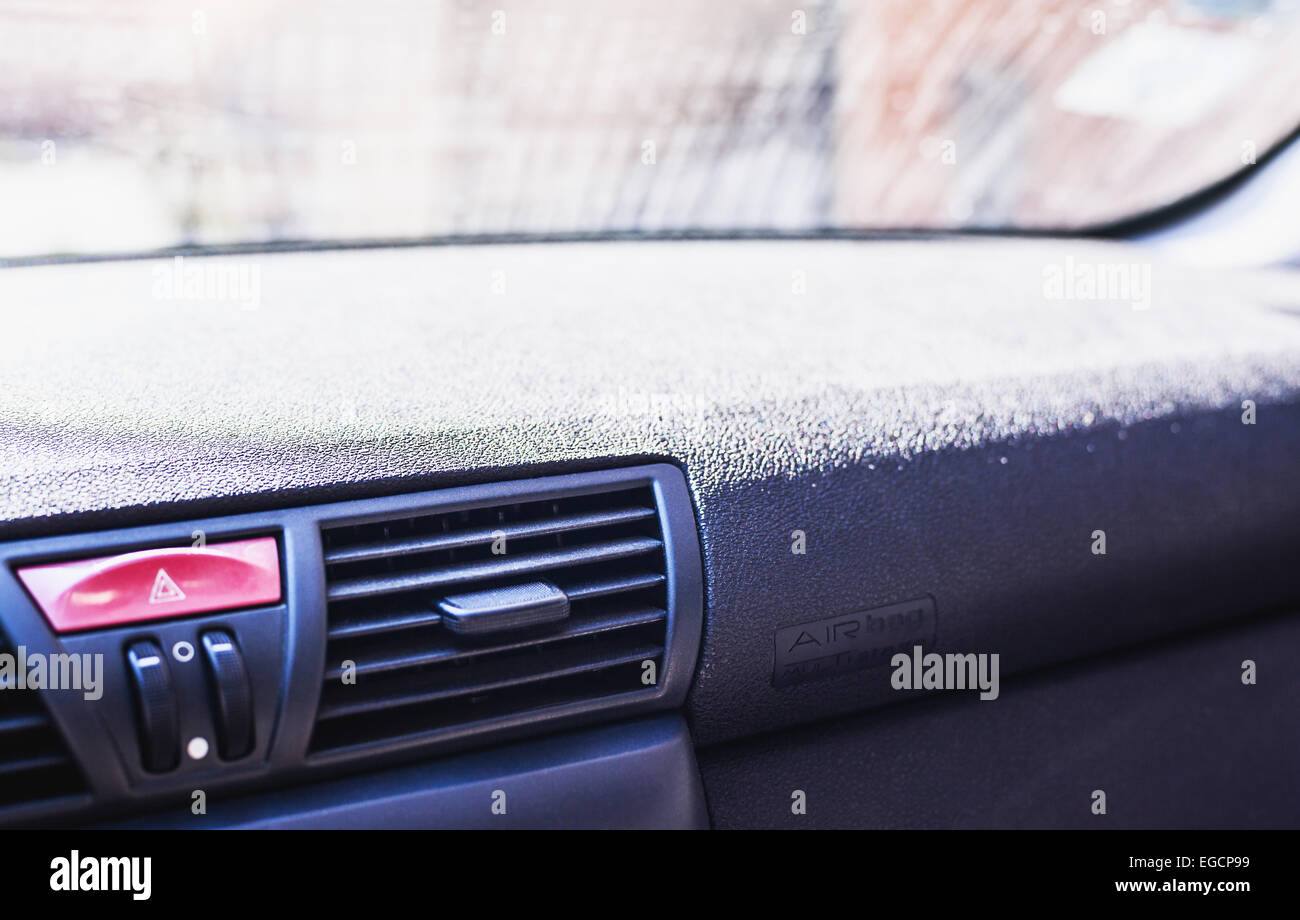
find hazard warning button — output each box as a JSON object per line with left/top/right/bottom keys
{"left": 16, "top": 537, "right": 280, "bottom": 633}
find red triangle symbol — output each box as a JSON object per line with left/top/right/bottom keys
{"left": 148, "top": 568, "right": 187, "bottom": 604}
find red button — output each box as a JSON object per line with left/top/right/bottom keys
{"left": 16, "top": 537, "right": 281, "bottom": 633}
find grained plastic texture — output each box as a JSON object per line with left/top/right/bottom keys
{"left": 1, "top": 239, "right": 1298, "bottom": 750}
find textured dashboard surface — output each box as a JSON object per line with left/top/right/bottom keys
{"left": 2, "top": 238, "right": 1299, "bottom": 744}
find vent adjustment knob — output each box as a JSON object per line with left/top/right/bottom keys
{"left": 437, "top": 581, "right": 570, "bottom": 636}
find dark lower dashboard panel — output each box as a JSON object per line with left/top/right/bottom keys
{"left": 698, "top": 610, "right": 1300, "bottom": 829}
{"left": 106, "top": 715, "right": 708, "bottom": 830}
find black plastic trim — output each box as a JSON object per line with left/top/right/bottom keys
{"left": 107, "top": 714, "right": 708, "bottom": 830}
{"left": 0, "top": 463, "right": 704, "bottom": 827}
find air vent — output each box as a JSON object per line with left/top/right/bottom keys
{"left": 0, "top": 632, "right": 86, "bottom": 810}
{"left": 310, "top": 468, "right": 700, "bottom": 755}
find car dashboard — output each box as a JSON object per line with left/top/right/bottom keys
{"left": 2, "top": 237, "right": 1299, "bottom": 829}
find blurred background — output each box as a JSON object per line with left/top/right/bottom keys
{"left": 1, "top": 0, "right": 1298, "bottom": 258}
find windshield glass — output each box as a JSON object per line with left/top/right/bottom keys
{"left": 3, "top": 0, "right": 1298, "bottom": 258}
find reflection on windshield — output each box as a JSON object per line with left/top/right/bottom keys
{"left": 1, "top": 0, "right": 1298, "bottom": 257}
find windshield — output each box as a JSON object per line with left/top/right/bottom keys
{"left": 3, "top": 0, "right": 1298, "bottom": 258}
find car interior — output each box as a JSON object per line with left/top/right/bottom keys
{"left": 1, "top": 0, "right": 1297, "bottom": 858}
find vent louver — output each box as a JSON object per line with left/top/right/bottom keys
{"left": 311, "top": 478, "right": 681, "bottom": 754}
{"left": 0, "top": 632, "right": 86, "bottom": 810}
